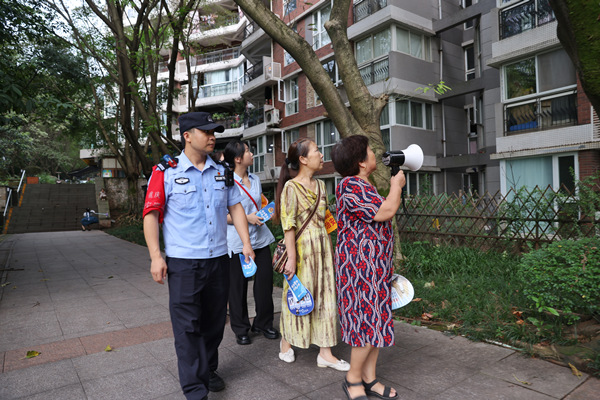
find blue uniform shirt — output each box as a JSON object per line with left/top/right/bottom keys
{"left": 226, "top": 173, "right": 275, "bottom": 256}
{"left": 162, "top": 151, "right": 243, "bottom": 259}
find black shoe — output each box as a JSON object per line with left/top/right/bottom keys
{"left": 236, "top": 334, "right": 251, "bottom": 345}
{"left": 251, "top": 326, "right": 280, "bottom": 339}
{"left": 208, "top": 370, "right": 225, "bottom": 392}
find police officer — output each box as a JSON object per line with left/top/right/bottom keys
{"left": 143, "top": 112, "right": 255, "bottom": 400}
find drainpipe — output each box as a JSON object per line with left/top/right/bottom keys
{"left": 439, "top": 37, "right": 447, "bottom": 193}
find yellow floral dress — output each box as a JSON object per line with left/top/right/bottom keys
{"left": 279, "top": 179, "right": 338, "bottom": 349}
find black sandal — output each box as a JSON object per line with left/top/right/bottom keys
{"left": 342, "top": 378, "right": 368, "bottom": 400}
{"left": 363, "top": 379, "right": 398, "bottom": 400}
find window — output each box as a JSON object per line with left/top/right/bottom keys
{"left": 500, "top": 0, "right": 554, "bottom": 39}
{"left": 282, "top": 129, "right": 299, "bottom": 153}
{"left": 356, "top": 28, "right": 390, "bottom": 65}
{"left": 312, "top": 5, "right": 331, "bottom": 49}
{"left": 406, "top": 172, "right": 434, "bottom": 195}
{"left": 505, "top": 93, "right": 577, "bottom": 133}
{"left": 503, "top": 50, "right": 578, "bottom": 133}
{"left": 394, "top": 99, "right": 433, "bottom": 129}
{"left": 284, "top": 78, "right": 299, "bottom": 116}
{"left": 462, "top": 0, "right": 477, "bottom": 28}
{"left": 316, "top": 60, "right": 339, "bottom": 105}
{"left": 284, "top": 0, "right": 296, "bottom": 15}
{"left": 466, "top": 98, "right": 482, "bottom": 154}
{"left": 504, "top": 50, "right": 576, "bottom": 100}
{"left": 284, "top": 50, "right": 295, "bottom": 66}
{"left": 284, "top": 26, "right": 297, "bottom": 66}
{"left": 380, "top": 102, "right": 391, "bottom": 151}
{"left": 200, "top": 65, "right": 243, "bottom": 98}
{"left": 464, "top": 45, "right": 475, "bottom": 81}
{"left": 315, "top": 120, "right": 338, "bottom": 161}
{"left": 249, "top": 135, "right": 274, "bottom": 173}
{"left": 502, "top": 154, "right": 577, "bottom": 193}
{"left": 462, "top": 172, "right": 480, "bottom": 195}
{"left": 396, "top": 27, "right": 431, "bottom": 61}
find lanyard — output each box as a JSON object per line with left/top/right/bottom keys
{"left": 235, "top": 179, "right": 259, "bottom": 211}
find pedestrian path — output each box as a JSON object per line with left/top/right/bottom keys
{"left": 0, "top": 231, "right": 597, "bottom": 399}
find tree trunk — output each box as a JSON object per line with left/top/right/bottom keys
{"left": 235, "top": 0, "right": 406, "bottom": 267}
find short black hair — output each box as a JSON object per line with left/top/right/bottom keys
{"left": 331, "top": 135, "right": 369, "bottom": 177}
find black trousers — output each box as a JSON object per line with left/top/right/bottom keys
{"left": 228, "top": 245, "right": 274, "bottom": 336}
{"left": 167, "top": 255, "right": 229, "bottom": 400}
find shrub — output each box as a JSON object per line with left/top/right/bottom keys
{"left": 517, "top": 238, "right": 600, "bottom": 316}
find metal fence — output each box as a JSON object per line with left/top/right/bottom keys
{"left": 397, "top": 184, "right": 600, "bottom": 252}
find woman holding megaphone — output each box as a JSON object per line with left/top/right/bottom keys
{"left": 331, "top": 135, "right": 405, "bottom": 400}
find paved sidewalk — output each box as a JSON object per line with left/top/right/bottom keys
{"left": 0, "top": 231, "right": 597, "bottom": 400}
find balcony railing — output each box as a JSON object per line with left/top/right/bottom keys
{"left": 505, "top": 92, "right": 577, "bottom": 134}
{"left": 215, "top": 114, "right": 243, "bottom": 129}
{"left": 194, "top": 78, "right": 243, "bottom": 99}
{"left": 244, "top": 107, "right": 265, "bottom": 129}
{"left": 192, "top": 47, "right": 241, "bottom": 66}
{"left": 500, "top": 0, "right": 554, "bottom": 40}
{"left": 244, "top": 21, "right": 259, "bottom": 39}
{"left": 353, "top": 0, "right": 387, "bottom": 23}
{"left": 191, "top": 14, "right": 240, "bottom": 34}
{"left": 244, "top": 61, "right": 264, "bottom": 84}
{"left": 359, "top": 57, "right": 389, "bottom": 86}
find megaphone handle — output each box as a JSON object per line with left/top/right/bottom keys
{"left": 401, "top": 187, "right": 408, "bottom": 215}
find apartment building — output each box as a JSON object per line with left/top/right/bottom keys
{"left": 161, "top": 0, "right": 248, "bottom": 144}
{"left": 488, "top": 0, "right": 600, "bottom": 195}
{"left": 233, "top": 0, "right": 599, "bottom": 196}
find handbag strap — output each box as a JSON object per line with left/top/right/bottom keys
{"left": 294, "top": 182, "right": 321, "bottom": 240}
{"left": 235, "top": 178, "right": 260, "bottom": 211}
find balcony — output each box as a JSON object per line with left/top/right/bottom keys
{"left": 244, "top": 107, "right": 265, "bottom": 129}
{"left": 499, "top": 0, "right": 554, "bottom": 40}
{"left": 191, "top": 78, "right": 243, "bottom": 108}
{"left": 174, "top": 48, "right": 243, "bottom": 81}
{"left": 241, "top": 57, "right": 281, "bottom": 103}
{"left": 242, "top": 106, "right": 282, "bottom": 139}
{"left": 189, "top": 13, "right": 245, "bottom": 46}
{"left": 191, "top": 14, "right": 240, "bottom": 34}
{"left": 244, "top": 21, "right": 259, "bottom": 40}
{"left": 353, "top": 0, "right": 387, "bottom": 23}
{"left": 197, "top": 78, "right": 242, "bottom": 97}
{"left": 505, "top": 92, "right": 577, "bottom": 134}
{"left": 241, "top": 21, "right": 270, "bottom": 65}
{"left": 359, "top": 56, "right": 389, "bottom": 86}
{"left": 192, "top": 47, "right": 241, "bottom": 66}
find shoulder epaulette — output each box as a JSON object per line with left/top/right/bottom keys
{"left": 156, "top": 155, "right": 178, "bottom": 171}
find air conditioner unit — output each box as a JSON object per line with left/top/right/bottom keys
{"left": 265, "top": 109, "right": 280, "bottom": 127}
{"left": 270, "top": 167, "right": 281, "bottom": 179}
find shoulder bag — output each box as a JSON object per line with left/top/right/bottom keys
{"left": 272, "top": 182, "right": 321, "bottom": 273}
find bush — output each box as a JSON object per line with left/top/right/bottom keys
{"left": 517, "top": 238, "right": 600, "bottom": 316}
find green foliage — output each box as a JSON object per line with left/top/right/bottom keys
{"left": 416, "top": 81, "right": 452, "bottom": 96}
{"left": 501, "top": 186, "right": 559, "bottom": 237}
{"left": 0, "top": 114, "right": 34, "bottom": 178}
{"left": 396, "top": 241, "right": 529, "bottom": 342}
{"left": 517, "top": 238, "right": 600, "bottom": 316}
{"left": 38, "top": 173, "right": 57, "bottom": 184}
{"left": 105, "top": 219, "right": 153, "bottom": 248}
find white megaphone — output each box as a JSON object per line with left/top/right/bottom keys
{"left": 382, "top": 144, "right": 424, "bottom": 173}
